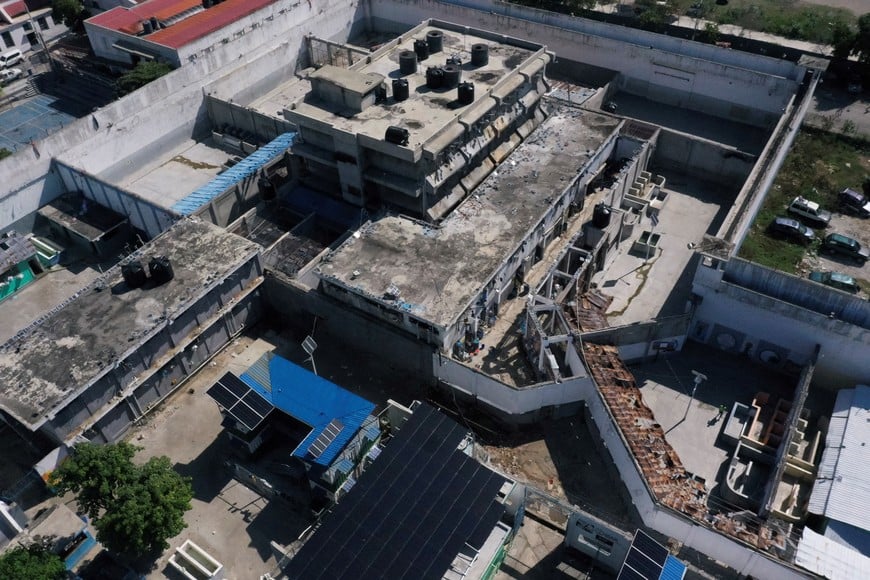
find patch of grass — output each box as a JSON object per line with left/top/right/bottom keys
{"left": 673, "top": 0, "right": 856, "bottom": 44}
{"left": 739, "top": 129, "right": 870, "bottom": 273}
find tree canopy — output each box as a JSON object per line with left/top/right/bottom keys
{"left": 51, "top": 0, "right": 85, "bottom": 29}
{"left": 117, "top": 61, "right": 173, "bottom": 96}
{"left": 50, "top": 442, "right": 193, "bottom": 558}
{"left": 0, "top": 544, "right": 66, "bottom": 580}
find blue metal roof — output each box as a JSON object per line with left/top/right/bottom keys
{"left": 660, "top": 555, "right": 687, "bottom": 580}
{"left": 239, "top": 352, "right": 375, "bottom": 467}
{"left": 170, "top": 132, "right": 297, "bottom": 216}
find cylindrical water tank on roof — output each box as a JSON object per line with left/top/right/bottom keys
{"left": 426, "top": 66, "right": 443, "bottom": 89}
{"left": 426, "top": 30, "right": 444, "bottom": 53}
{"left": 142, "top": 20, "right": 153, "bottom": 34}
{"left": 122, "top": 260, "right": 148, "bottom": 289}
{"left": 413, "top": 39, "right": 429, "bottom": 61}
{"left": 399, "top": 50, "right": 417, "bottom": 75}
{"left": 392, "top": 78, "right": 409, "bottom": 102}
{"left": 385, "top": 126, "right": 410, "bottom": 146}
{"left": 149, "top": 256, "right": 174, "bottom": 285}
{"left": 593, "top": 203, "right": 611, "bottom": 229}
{"left": 442, "top": 64, "right": 461, "bottom": 89}
{"left": 149, "top": 16, "right": 159, "bottom": 31}
{"left": 471, "top": 43, "right": 489, "bottom": 67}
{"left": 458, "top": 82, "right": 475, "bottom": 105}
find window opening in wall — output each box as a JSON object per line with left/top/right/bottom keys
{"left": 1, "top": 32, "right": 13, "bottom": 49}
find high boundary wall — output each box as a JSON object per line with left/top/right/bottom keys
{"left": 368, "top": 0, "right": 803, "bottom": 127}
{"left": 691, "top": 257, "right": 870, "bottom": 389}
{"left": 0, "top": 0, "right": 364, "bottom": 234}
{"left": 652, "top": 129, "right": 757, "bottom": 184}
{"left": 54, "top": 161, "right": 176, "bottom": 239}
{"left": 205, "top": 96, "right": 295, "bottom": 144}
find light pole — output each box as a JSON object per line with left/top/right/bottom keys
{"left": 684, "top": 370, "right": 707, "bottom": 420}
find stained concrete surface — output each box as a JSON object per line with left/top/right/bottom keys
{"left": 607, "top": 93, "right": 769, "bottom": 154}
{"left": 595, "top": 173, "right": 733, "bottom": 326}
{"left": 630, "top": 341, "right": 800, "bottom": 489}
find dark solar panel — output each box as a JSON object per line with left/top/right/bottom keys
{"left": 617, "top": 564, "right": 646, "bottom": 580}
{"left": 230, "top": 403, "right": 262, "bottom": 432}
{"left": 218, "top": 372, "right": 250, "bottom": 398}
{"left": 467, "top": 501, "right": 504, "bottom": 549}
{"left": 626, "top": 548, "right": 661, "bottom": 579}
{"left": 242, "top": 390, "right": 273, "bottom": 417}
{"left": 309, "top": 419, "right": 344, "bottom": 458}
{"left": 206, "top": 382, "right": 236, "bottom": 409}
{"left": 634, "top": 530, "right": 668, "bottom": 565}
{"left": 284, "top": 403, "right": 505, "bottom": 580}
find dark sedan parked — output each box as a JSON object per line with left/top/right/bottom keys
{"left": 767, "top": 216, "right": 815, "bottom": 245}
{"left": 820, "top": 233, "right": 870, "bottom": 264}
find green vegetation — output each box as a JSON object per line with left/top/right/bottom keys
{"left": 739, "top": 129, "right": 870, "bottom": 272}
{"left": 0, "top": 544, "right": 66, "bottom": 580}
{"left": 50, "top": 442, "right": 193, "bottom": 559}
{"left": 51, "top": 0, "right": 86, "bottom": 28}
{"left": 116, "top": 61, "right": 173, "bottom": 96}
{"left": 833, "top": 13, "right": 870, "bottom": 62}
{"left": 0, "top": 148, "right": 11, "bottom": 161}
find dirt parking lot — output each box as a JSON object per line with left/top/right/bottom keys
{"left": 800, "top": 212, "right": 870, "bottom": 294}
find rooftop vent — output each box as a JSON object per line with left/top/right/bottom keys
{"left": 385, "top": 126, "right": 409, "bottom": 146}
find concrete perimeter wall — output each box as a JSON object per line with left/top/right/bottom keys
{"left": 653, "top": 130, "right": 756, "bottom": 184}
{"left": 368, "top": 0, "right": 802, "bottom": 125}
{"left": 0, "top": 0, "right": 363, "bottom": 234}
{"left": 54, "top": 161, "right": 176, "bottom": 238}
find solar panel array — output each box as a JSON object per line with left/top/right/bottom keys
{"left": 618, "top": 530, "right": 680, "bottom": 580}
{"left": 308, "top": 419, "right": 344, "bottom": 458}
{"left": 206, "top": 372, "right": 273, "bottom": 432}
{"left": 284, "top": 403, "right": 507, "bottom": 580}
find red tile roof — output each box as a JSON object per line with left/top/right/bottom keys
{"left": 147, "top": 0, "right": 277, "bottom": 49}
{"left": 2, "top": 0, "right": 49, "bottom": 21}
{"left": 86, "top": 0, "right": 203, "bottom": 35}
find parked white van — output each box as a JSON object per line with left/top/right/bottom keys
{"left": 0, "top": 49, "right": 23, "bottom": 69}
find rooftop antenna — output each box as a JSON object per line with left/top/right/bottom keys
{"left": 684, "top": 370, "right": 707, "bottom": 420}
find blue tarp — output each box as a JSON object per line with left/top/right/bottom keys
{"left": 171, "top": 132, "right": 297, "bottom": 215}
{"left": 240, "top": 352, "right": 375, "bottom": 467}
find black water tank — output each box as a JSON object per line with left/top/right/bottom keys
{"left": 142, "top": 20, "right": 153, "bottom": 34}
{"left": 471, "top": 43, "right": 489, "bottom": 66}
{"left": 458, "top": 82, "right": 475, "bottom": 105}
{"left": 442, "top": 63, "right": 461, "bottom": 89}
{"left": 593, "top": 203, "right": 611, "bottom": 229}
{"left": 259, "top": 176, "right": 276, "bottom": 200}
{"left": 385, "top": 125, "right": 409, "bottom": 146}
{"left": 149, "top": 256, "right": 174, "bottom": 285}
{"left": 122, "top": 260, "right": 148, "bottom": 289}
{"left": 399, "top": 50, "right": 417, "bottom": 75}
{"left": 426, "top": 66, "right": 443, "bottom": 89}
{"left": 149, "top": 16, "right": 159, "bottom": 31}
{"left": 392, "top": 78, "right": 409, "bottom": 102}
{"left": 426, "top": 30, "right": 444, "bottom": 53}
{"left": 202, "top": 0, "right": 212, "bottom": 7}
{"left": 413, "top": 39, "right": 429, "bottom": 61}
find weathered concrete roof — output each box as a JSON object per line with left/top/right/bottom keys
{"left": 0, "top": 218, "right": 260, "bottom": 430}
{"left": 285, "top": 24, "right": 547, "bottom": 152}
{"left": 309, "top": 65, "right": 385, "bottom": 95}
{"left": 38, "top": 191, "right": 128, "bottom": 242}
{"left": 318, "top": 102, "right": 620, "bottom": 329}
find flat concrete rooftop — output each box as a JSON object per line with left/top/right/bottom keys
{"left": 318, "top": 102, "right": 620, "bottom": 328}
{"left": 285, "top": 24, "right": 544, "bottom": 151}
{"left": 0, "top": 219, "right": 259, "bottom": 430}
{"left": 112, "top": 137, "right": 238, "bottom": 210}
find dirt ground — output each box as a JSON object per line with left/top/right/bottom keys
{"left": 799, "top": 0, "right": 866, "bottom": 15}
{"left": 482, "top": 415, "right": 639, "bottom": 530}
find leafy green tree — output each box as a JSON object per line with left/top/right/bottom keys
{"left": 116, "top": 61, "right": 173, "bottom": 96}
{"left": 0, "top": 543, "right": 66, "bottom": 580}
{"left": 51, "top": 0, "right": 85, "bottom": 28}
{"left": 0, "top": 148, "right": 11, "bottom": 161}
{"left": 51, "top": 442, "right": 193, "bottom": 558}
{"left": 853, "top": 13, "right": 870, "bottom": 63}
{"left": 831, "top": 21, "right": 856, "bottom": 59}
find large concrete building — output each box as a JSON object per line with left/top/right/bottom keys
{"left": 1, "top": 0, "right": 867, "bottom": 577}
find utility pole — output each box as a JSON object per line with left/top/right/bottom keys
{"left": 684, "top": 370, "right": 707, "bottom": 420}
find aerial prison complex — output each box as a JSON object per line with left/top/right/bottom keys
{"left": 0, "top": 0, "right": 869, "bottom": 577}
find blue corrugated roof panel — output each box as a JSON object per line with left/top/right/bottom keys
{"left": 171, "top": 132, "right": 297, "bottom": 216}
{"left": 660, "top": 555, "right": 687, "bottom": 580}
{"left": 239, "top": 352, "right": 375, "bottom": 467}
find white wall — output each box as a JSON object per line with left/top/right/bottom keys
{"left": 1, "top": 9, "right": 66, "bottom": 55}
{"left": 368, "top": 0, "right": 802, "bottom": 123}
{"left": 0, "top": 0, "right": 362, "bottom": 233}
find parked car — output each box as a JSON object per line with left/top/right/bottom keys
{"left": 808, "top": 271, "right": 861, "bottom": 294}
{"left": 838, "top": 188, "right": 870, "bottom": 218}
{"left": 767, "top": 216, "right": 815, "bottom": 245}
{"left": 0, "top": 49, "right": 22, "bottom": 69}
{"left": 820, "top": 233, "right": 870, "bottom": 264}
{"left": 787, "top": 196, "right": 832, "bottom": 228}
{"left": 0, "top": 67, "right": 21, "bottom": 85}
